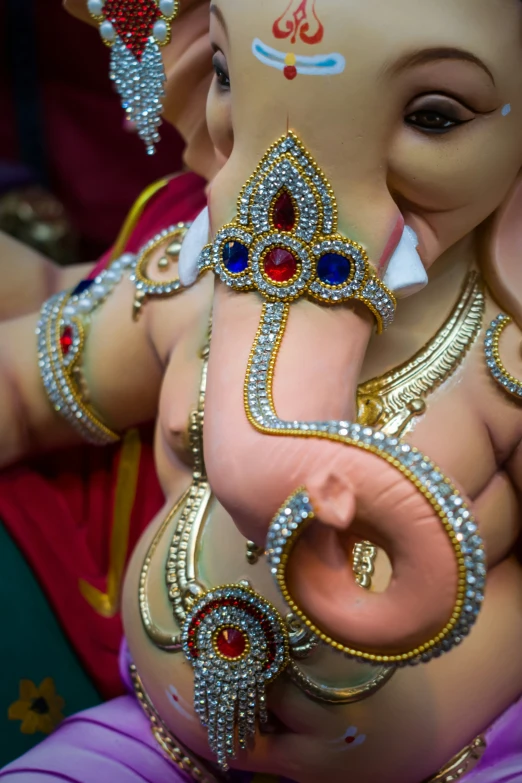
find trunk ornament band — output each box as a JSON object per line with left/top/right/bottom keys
{"left": 198, "top": 131, "right": 396, "bottom": 333}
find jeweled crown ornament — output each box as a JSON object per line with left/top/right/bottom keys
{"left": 88, "top": 0, "right": 179, "bottom": 155}
{"left": 181, "top": 585, "right": 289, "bottom": 770}
{"left": 199, "top": 131, "right": 396, "bottom": 332}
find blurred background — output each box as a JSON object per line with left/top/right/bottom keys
{"left": 0, "top": 2, "right": 193, "bottom": 765}
{"left": 0, "top": 0, "right": 186, "bottom": 264}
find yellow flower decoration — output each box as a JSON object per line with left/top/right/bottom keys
{"left": 8, "top": 678, "right": 65, "bottom": 735}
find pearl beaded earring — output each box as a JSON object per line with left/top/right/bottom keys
{"left": 88, "top": 0, "right": 179, "bottom": 155}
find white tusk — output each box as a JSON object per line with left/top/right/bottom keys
{"left": 178, "top": 207, "right": 210, "bottom": 287}
{"left": 383, "top": 226, "right": 428, "bottom": 298}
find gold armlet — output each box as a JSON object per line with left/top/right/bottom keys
{"left": 37, "top": 253, "right": 135, "bottom": 445}
{"left": 37, "top": 223, "right": 191, "bottom": 445}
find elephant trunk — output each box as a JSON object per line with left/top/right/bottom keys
{"left": 204, "top": 282, "right": 463, "bottom": 659}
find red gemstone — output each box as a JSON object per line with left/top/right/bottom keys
{"left": 345, "top": 736, "right": 355, "bottom": 745}
{"left": 272, "top": 191, "right": 296, "bottom": 232}
{"left": 103, "top": 0, "right": 161, "bottom": 60}
{"left": 215, "top": 627, "right": 247, "bottom": 659}
{"left": 264, "top": 248, "right": 298, "bottom": 282}
{"left": 60, "top": 326, "right": 74, "bottom": 356}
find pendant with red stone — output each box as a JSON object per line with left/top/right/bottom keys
{"left": 88, "top": 0, "right": 180, "bottom": 155}
{"left": 182, "top": 585, "right": 289, "bottom": 770}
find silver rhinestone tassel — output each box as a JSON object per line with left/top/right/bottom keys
{"left": 110, "top": 36, "right": 166, "bottom": 155}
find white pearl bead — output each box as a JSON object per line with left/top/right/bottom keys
{"left": 77, "top": 299, "right": 94, "bottom": 314}
{"left": 153, "top": 20, "right": 168, "bottom": 43}
{"left": 159, "top": 0, "right": 175, "bottom": 17}
{"left": 87, "top": 0, "right": 104, "bottom": 15}
{"left": 100, "top": 21, "right": 115, "bottom": 42}
{"left": 120, "top": 253, "right": 136, "bottom": 268}
{"left": 92, "top": 284, "right": 110, "bottom": 300}
{"left": 104, "top": 270, "right": 121, "bottom": 284}
{"left": 63, "top": 305, "right": 76, "bottom": 318}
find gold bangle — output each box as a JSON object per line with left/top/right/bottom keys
{"left": 37, "top": 264, "right": 130, "bottom": 445}
{"left": 37, "top": 224, "right": 191, "bottom": 445}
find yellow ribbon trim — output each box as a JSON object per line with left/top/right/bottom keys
{"left": 79, "top": 429, "right": 142, "bottom": 618}
{"left": 109, "top": 177, "right": 171, "bottom": 261}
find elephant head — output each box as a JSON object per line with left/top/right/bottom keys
{"left": 192, "top": 0, "right": 522, "bottom": 662}
{"left": 64, "top": 0, "right": 522, "bottom": 659}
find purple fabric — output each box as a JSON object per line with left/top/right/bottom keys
{"left": 464, "top": 696, "right": 522, "bottom": 783}
{"left": 0, "top": 696, "right": 188, "bottom": 782}
{"left": 1, "top": 642, "right": 520, "bottom": 783}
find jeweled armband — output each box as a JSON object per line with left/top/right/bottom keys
{"left": 199, "top": 132, "right": 396, "bottom": 332}
{"left": 37, "top": 223, "right": 190, "bottom": 445}
{"left": 37, "top": 253, "right": 135, "bottom": 445}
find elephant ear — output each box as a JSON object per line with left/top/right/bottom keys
{"left": 163, "top": 0, "right": 219, "bottom": 181}
{"left": 482, "top": 174, "right": 522, "bottom": 329}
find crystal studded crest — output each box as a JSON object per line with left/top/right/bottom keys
{"left": 88, "top": 0, "right": 180, "bottom": 154}
{"left": 181, "top": 585, "right": 289, "bottom": 770}
{"left": 199, "top": 132, "right": 396, "bottom": 332}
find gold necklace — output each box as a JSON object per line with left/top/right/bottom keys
{"left": 352, "top": 271, "right": 485, "bottom": 590}
{"left": 133, "top": 277, "right": 487, "bottom": 779}
{"left": 357, "top": 271, "right": 485, "bottom": 437}
{"left": 139, "top": 272, "right": 484, "bottom": 701}
{"left": 138, "top": 338, "right": 393, "bottom": 705}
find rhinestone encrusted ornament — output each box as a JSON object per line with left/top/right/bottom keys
{"left": 248, "top": 301, "right": 486, "bottom": 664}
{"left": 198, "top": 131, "right": 396, "bottom": 332}
{"left": 37, "top": 223, "right": 190, "bottom": 445}
{"left": 181, "top": 585, "right": 289, "bottom": 770}
{"left": 88, "top": 0, "right": 180, "bottom": 154}
{"left": 485, "top": 314, "right": 522, "bottom": 401}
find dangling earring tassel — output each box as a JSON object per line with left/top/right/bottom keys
{"left": 88, "top": 0, "right": 179, "bottom": 155}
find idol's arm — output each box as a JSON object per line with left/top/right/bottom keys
{"left": 0, "top": 231, "right": 92, "bottom": 320}
{"left": 0, "top": 269, "right": 164, "bottom": 470}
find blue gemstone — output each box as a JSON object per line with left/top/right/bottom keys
{"left": 72, "top": 279, "right": 95, "bottom": 296}
{"left": 223, "top": 241, "right": 249, "bottom": 274}
{"left": 317, "top": 253, "right": 351, "bottom": 286}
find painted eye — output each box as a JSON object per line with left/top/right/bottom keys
{"left": 404, "top": 96, "right": 474, "bottom": 135}
{"left": 405, "top": 110, "right": 464, "bottom": 133}
{"left": 212, "top": 52, "right": 230, "bottom": 90}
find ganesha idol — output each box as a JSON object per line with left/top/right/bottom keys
{"left": 2, "top": 0, "right": 522, "bottom": 781}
